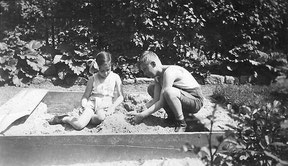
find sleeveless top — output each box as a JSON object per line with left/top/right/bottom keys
{"left": 91, "top": 71, "right": 121, "bottom": 97}
{"left": 155, "top": 65, "right": 204, "bottom": 101}
{"left": 89, "top": 72, "right": 121, "bottom": 108}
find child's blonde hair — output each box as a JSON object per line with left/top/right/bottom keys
{"left": 139, "top": 51, "right": 161, "bottom": 65}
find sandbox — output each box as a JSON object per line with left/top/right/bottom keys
{"left": 0, "top": 89, "right": 234, "bottom": 165}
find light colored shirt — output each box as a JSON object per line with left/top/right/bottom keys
{"left": 89, "top": 72, "right": 121, "bottom": 108}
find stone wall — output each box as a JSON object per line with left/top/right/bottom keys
{"left": 204, "top": 74, "right": 285, "bottom": 85}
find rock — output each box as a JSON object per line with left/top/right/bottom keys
{"left": 31, "top": 75, "right": 46, "bottom": 85}
{"left": 123, "top": 79, "right": 135, "bottom": 84}
{"left": 205, "top": 74, "right": 225, "bottom": 85}
{"left": 275, "top": 75, "right": 287, "bottom": 84}
{"left": 239, "top": 75, "right": 250, "bottom": 84}
{"left": 135, "top": 77, "right": 154, "bottom": 84}
{"left": 225, "top": 76, "right": 236, "bottom": 84}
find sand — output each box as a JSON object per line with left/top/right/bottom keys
{"left": 3, "top": 93, "right": 236, "bottom": 135}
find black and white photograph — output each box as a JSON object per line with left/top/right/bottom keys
{"left": 0, "top": 0, "right": 288, "bottom": 165}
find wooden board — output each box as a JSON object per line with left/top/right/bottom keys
{"left": 0, "top": 88, "right": 48, "bottom": 133}
{"left": 0, "top": 132, "right": 224, "bottom": 165}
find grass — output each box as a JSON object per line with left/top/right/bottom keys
{"left": 211, "top": 81, "right": 288, "bottom": 112}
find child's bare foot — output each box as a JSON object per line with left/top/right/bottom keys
{"left": 48, "top": 115, "right": 68, "bottom": 125}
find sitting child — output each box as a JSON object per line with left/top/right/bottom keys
{"left": 49, "top": 51, "right": 124, "bottom": 130}
{"left": 128, "top": 51, "right": 204, "bottom": 132}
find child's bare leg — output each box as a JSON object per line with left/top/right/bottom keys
{"left": 163, "top": 87, "right": 184, "bottom": 120}
{"left": 62, "top": 108, "right": 94, "bottom": 130}
{"left": 163, "top": 87, "right": 187, "bottom": 132}
{"left": 90, "top": 109, "right": 106, "bottom": 125}
{"left": 148, "top": 83, "right": 175, "bottom": 121}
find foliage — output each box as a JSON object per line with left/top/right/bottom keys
{"left": 53, "top": 42, "right": 90, "bottom": 80}
{"left": 177, "top": 47, "right": 210, "bottom": 84}
{"left": 197, "top": 0, "right": 288, "bottom": 59}
{"left": 0, "top": 28, "right": 46, "bottom": 86}
{"left": 197, "top": 83, "right": 288, "bottom": 165}
{"left": 114, "top": 56, "right": 141, "bottom": 80}
{"left": 223, "top": 101, "right": 288, "bottom": 166}
{"left": 1, "top": 0, "right": 288, "bottom": 85}
{"left": 185, "top": 91, "right": 288, "bottom": 165}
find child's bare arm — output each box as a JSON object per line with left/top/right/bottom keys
{"left": 146, "top": 82, "right": 161, "bottom": 108}
{"left": 107, "top": 77, "right": 124, "bottom": 115}
{"left": 144, "top": 68, "right": 178, "bottom": 113}
{"left": 127, "top": 93, "right": 165, "bottom": 123}
{"left": 110, "top": 79, "right": 124, "bottom": 109}
{"left": 128, "top": 68, "right": 180, "bottom": 123}
{"left": 81, "top": 77, "right": 93, "bottom": 107}
{"left": 142, "top": 94, "right": 165, "bottom": 116}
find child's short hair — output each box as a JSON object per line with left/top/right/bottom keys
{"left": 139, "top": 51, "right": 161, "bottom": 65}
{"left": 96, "top": 51, "right": 112, "bottom": 67}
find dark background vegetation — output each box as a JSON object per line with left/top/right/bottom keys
{"left": 0, "top": 0, "right": 287, "bottom": 86}
{"left": 1, "top": 1, "right": 288, "bottom": 165}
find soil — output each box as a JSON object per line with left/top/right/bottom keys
{"left": 0, "top": 80, "right": 236, "bottom": 136}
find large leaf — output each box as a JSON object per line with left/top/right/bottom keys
{"left": 0, "top": 42, "right": 8, "bottom": 50}
{"left": 25, "top": 40, "right": 42, "bottom": 51}
{"left": 26, "top": 56, "right": 45, "bottom": 72}
{"left": 20, "top": 51, "right": 38, "bottom": 60}
{"left": 69, "top": 62, "right": 86, "bottom": 75}
{"left": 53, "top": 55, "right": 63, "bottom": 64}
{"left": 4, "top": 58, "right": 17, "bottom": 71}
{"left": 12, "top": 75, "right": 22, "bottom": 86}
{"left": 0, "top": 56, "right": 9, "bottom": 64}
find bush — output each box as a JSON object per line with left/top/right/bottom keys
{"left": 190, "top": 84, "right": 288, "bottom": 166}
{"left": 0, "top": 29, "right": 46, "bottom": 86}
{"left": 225, "top": 101, "right": 288, "bottom": 166}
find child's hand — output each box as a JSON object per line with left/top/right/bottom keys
{"left": 126, "top": 111, "right": 145, "bottom": 124}
{"left": 139, "top": 105, "right": 147, "bottom": 112}
{"left": 106, "top": 106, "right": 115, "bottom": 116}
{"left": 81, "top": 98, "right": 89, "bottom": 108}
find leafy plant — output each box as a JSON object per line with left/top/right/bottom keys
{"left": 114, "top": 56, "right": 141, "bottom": 80}
{"left": 53, "top": 43, "right": 89, "bottom": 79}
{"left": 182, "top": 101, "right": 288, "bottom": 166}
{"left": 225, "top": 101, "right": 288, "bottom": 166}
{"left": 181, "top": 83, "right": 288, "bottom": 165}
{"left": 0, "top": 29, "right": 46, "bottom": 86}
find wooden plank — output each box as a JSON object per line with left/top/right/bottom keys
{"left": 0, "top": 88, "right": 48, "bottom": 133}
{"left": 0, "top": 132, "right": 224, "bottom": 166}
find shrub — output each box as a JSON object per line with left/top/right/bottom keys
{"left": 187, "top": 99, "right": 288, "bottom": 166}
{"left": 225, "top": 101, "right": 288, "bottom": 166}
{"left": 0, "top": 29, "right": 46, "bottom": 86}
